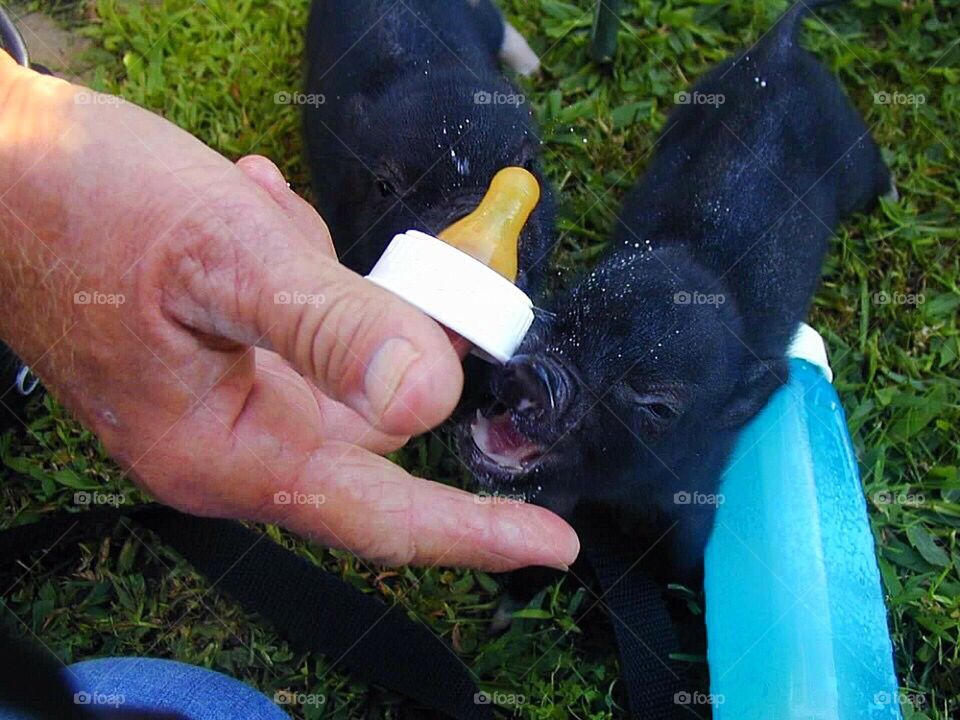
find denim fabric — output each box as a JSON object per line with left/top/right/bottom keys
{"left": 0, "top": 657, "right": 289, "bottom": 720}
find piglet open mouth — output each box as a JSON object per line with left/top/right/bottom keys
{"left": 470, "top": 408, "right": 544, "bottom": 470}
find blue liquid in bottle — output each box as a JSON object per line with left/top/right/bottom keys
{"left": 705, "top": 325, "right": 902, "bottom": 719}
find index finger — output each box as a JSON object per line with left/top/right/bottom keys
{"left": 270, "top": 442, "right": 580, "bottom": 571}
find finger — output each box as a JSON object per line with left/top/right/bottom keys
{"left": 236, "top": 155, "right": 473, "bottom": 366}
{"left": 146, "top": 361, "right": 579, "bottom": 571}
{"left": 272, "top": 443, "right": 580, "bottom": 570}
{"left": 234, "top": 156, "right": 473, "bottom": 365}
{"left": 260, "top": 257, "right": 463, "bottom": 436}
{"left": 163, "top": 168, "right": 464, "bottom": 437}
{"left": 234, "top": 155, "right": 336, "bottom": 257}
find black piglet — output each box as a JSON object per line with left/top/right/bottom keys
{"left": 303, "top": 0, "right": 556, "bottom": 297}
{"left": 459, "top": 0, "right": 894, "bottom": 580}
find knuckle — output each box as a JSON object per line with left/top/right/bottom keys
{"left": 159, "top": 216, "right": 248, "bottom": 323}
{"left": 358, "top": 501, "right": 418, "bottom": 566}
{"left": 158, "top": 207, "right": 283, "bottom": 346}
{"left": 300, "top": 284, "right": 386, "bottom": 392}
{"left": 289, "top": 447, "right": 421, "bottom": 566}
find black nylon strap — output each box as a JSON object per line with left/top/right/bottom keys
{"left": 575, "top": 506, "right": 682, "bottom": 719}
{"left": 0, "top": 503, "right": 492, "bottom": 720}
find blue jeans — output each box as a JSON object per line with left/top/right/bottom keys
{"left": 0, "top": 658, "right": 289, "bottom": 719}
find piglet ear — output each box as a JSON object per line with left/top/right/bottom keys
{"left": 718, "top": 357, "right": 788, "bottom": 429}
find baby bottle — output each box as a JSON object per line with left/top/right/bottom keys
{"left": 705, "top": 324, "right": 902, "bottom": 719}
{"left": 366, "top": 167, "right": 540, "bottom": 363}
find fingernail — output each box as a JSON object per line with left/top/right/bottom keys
{"left": 364, "top": 338, "right": 420, "bottom": 424}
{"left": 550, "top": 529, "right": 580, "bottom": 570}
{"left": 496, "top": 512, "right": 579, "bottom": 571}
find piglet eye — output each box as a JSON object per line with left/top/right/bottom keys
{"left": 627, "top": 387, "right": 681, "bottom": 429}
{"left": 373, "top": 163, "right": 403, "bottom": 199}
{"left": 645, "top": 403, "right": 676, "bottom": 421}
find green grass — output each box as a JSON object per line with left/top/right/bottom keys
{"left": 2, "top": 0, "right": 958, "bottom": 717}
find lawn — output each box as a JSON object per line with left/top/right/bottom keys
{"left": 1, "top": 0, "right": 957, "bottom": 718}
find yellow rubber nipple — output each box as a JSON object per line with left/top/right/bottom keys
{"left": 438, "top": 167, "right": 540, "bottom": 282}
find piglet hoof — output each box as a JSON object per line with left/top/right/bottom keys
{"left": 884, "top": 176, "right": 900, "bottom": 202}
{"left": 500, "top": 22, "right": 540, "bottom": 77}
{"left": 489, "top": 594, "right": 525, "bottom": 634}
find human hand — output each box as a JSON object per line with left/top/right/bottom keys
{"left": 0, "top": 56, "right": 578, "bottom": 571}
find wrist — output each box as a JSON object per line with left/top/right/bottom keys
{"left": 0, "top": 49, "right": 71, "bottom": 162}
{"left": 0, "top": 51, "right": 76, "bottom": 224}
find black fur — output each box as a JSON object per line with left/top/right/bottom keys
{"left": 303, "top": 0, "right": 555, "bottom": 296}
{"left": 457, "top": 0, "right": 892, "bottom": 578}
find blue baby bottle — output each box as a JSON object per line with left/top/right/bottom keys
{"left": 704, "top": 324, "right": 902, "bottom": 719}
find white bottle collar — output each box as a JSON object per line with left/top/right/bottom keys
{"left": 366, "top": 231, "right": 534, "bottom": 363}
{"left": 787, "top": 323, "right": 833, "bottom": 382}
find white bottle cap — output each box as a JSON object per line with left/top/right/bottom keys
{"left": 787, "top": 322, "right": 833, "bottom": 382}
{"left": 366, "top": 230, "right": 534, "bottom": 363}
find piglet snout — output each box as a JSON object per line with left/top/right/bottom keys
{"left": 495, "top": 354, "right": 567, "bottom": 419}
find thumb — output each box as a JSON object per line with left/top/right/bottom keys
{"left": 163, "top": 169, "right": 463, "bottom": 436}
{"left": 236, "top": 155, "right": 476, "bottom": 363}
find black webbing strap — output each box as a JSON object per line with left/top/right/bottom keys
{"left": 0, "top": 502, "right": 492, "bottom": 720}
{"left": 575, "top": 506, "right": 682, "bottom": 719}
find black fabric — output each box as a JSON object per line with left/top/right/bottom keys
{"left": 575, "top": 505, "right": 683, "bottom": 719}
{"left": 134, "top": 508, "right": 492, "bottom": 720}
{"left": 0, "top": 498, "right": 691, "bottom": 719}
{"left": 0, "top": 623, "right": 183, "bottom": 719}
{"left": 0, "top": 500, "right": 691, "bottom": 720}
{"left": 0, "top": 503, "right": 492, "bottom": 720}
{"left": 0, "top": 626, "right": 99, "bottom": 720}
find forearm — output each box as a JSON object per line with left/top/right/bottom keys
{"left": 0, "top": 54, "right": 212, "bottom": 387}
{"left": 0, "top": 54, "right": 172, "bottom": 421}
{"left": 0, "top": 52, "right": 80, "bottom": 372}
